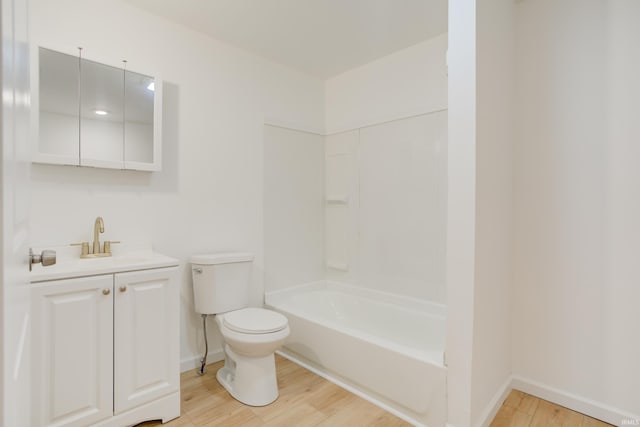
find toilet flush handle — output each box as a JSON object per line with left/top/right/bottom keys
{"left": 192, "top": 267, "right": 203, "bottom": 274}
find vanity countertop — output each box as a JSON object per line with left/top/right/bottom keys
{"left": 30, "top": 244, "right": 179, "bottom": 283}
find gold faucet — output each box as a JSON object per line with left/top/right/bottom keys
{"left": 70, "top": 216, "right": 119, "bottom": 258}
{"left": 93, "top": 216, "right": 104, "bottom": 254}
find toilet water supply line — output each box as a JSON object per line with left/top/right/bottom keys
{"left": 198, "top": 314, "right": 208, "bottom": 376}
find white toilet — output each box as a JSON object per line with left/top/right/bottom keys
{"left": 190, "top": 252, "right": 290, "bottom": 406}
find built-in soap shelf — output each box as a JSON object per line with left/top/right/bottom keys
{"left": 326, "top": 260, "right": 349, "bottom": 271}
{"left": 325, "top": 195, "right": 349, "bottom": 205}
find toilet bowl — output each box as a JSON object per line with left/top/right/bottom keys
{"left": 214, "top": 308, "right": 290, "bottom": 406}
{"left": 190, "top": 253, "right": 290, "bottom": 406}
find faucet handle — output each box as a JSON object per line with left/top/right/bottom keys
{"left": 70, "top": 242, "right": 90, "bottom": 256}
{"left": 103, "top": 240, "right": 120, "bottom": 254}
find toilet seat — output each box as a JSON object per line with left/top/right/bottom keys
{"left": 223, "top": 308, "right": 288, "bottom": 334}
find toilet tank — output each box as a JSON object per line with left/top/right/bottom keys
{"left": 190, "top": 252, "right": 254, "bottom": 315}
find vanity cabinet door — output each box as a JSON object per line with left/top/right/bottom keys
{"left": 31, "top": 275, "right": 114, "bottom": 427}
{"left": 113, "top": 267, "right": 179, "bottom": 414}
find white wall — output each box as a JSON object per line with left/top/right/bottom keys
{"left": 323, "top": 32, "right": 448, "bottom": 303}
{"left": 513, "top": 0, "right": 607, "bottom": 403}
{"left": 513, "top": 0, "right": 640, "bottom": 421}
{"left": 445, "top": 1, "right": 476, "bottom": 425}
{"left": 325, "top": 113, "right": 448, "bottom": 303}
{"left": 359, "top": 113, "right": 447, "bottom": 303}
{"left": 449, "top": 1, "right": 640, "bottom": 425}
{"left": 29, "top": 0, "right": 324, "bottom": 370}
{"left": 603, "top": 1, "right": 640, "bottom": 416}
{"left": 263, "top": 125, "right": 324, "bottom": 292}
{"left": 471, "top": 0, "right": 515, "bottom": 424}
{"left": 325, "top": 33, "right": 447, "bottom": 134}
{"left": 324, "top": 130, "right": 359, "bottom": 279}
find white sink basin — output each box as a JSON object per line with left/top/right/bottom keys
{"left": 30, "top": 246, "right": 179, "bottom": 283}
{"left": 80, "top": 254, "right": 154, "bottom": 266}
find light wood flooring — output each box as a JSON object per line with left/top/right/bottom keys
{"left": 490, "top": 390, "right": 614, "bottom": 427}
{"left": 137, "top": 357, "right": 615, "bottom": 427}
{"left": 137, "top": 354, "right": 410, "bottom": 427}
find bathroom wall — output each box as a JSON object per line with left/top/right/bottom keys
{"left": 512, "top": 0, "right": 640, "bottom": 421}
{"left": 471, "top": 0, "right": 515, "bottom": 424}
{"left": 325, "top": 34, "right": 447, "bottom": 134}
{"left": 447, "top": 1, "right": 640, "bottom": 424}
{"left": 446, "top": 1, "right": 517, "bottom": 425}
{"left": 324, "top": 113, "right": 447, "bottom": 303}
{"left": 323, "top": 33, "right": 448, "bottom": 303}
{"left": 263, "top": 125, "right": 325, "bottom": 292}
{"left": 603, "top": 3, "right": 640, "bottom": 416}
{"left": 29, "top": 0, "right": 325, "bottom": 370}
{"left": 324, "top": 130, "right": 358, "bottom": 279}
{"left": 445, "top": 1, "right": 477, "bottom": 425}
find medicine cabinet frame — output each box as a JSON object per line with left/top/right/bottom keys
{"left": 30, "top": 44, "right": 163, "bottom": 171}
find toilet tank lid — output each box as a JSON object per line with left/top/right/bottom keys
{"left": 190, "top": 252, "right": 254, "bottom": 265}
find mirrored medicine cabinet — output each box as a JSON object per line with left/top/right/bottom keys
{"left": 33, "top": 47, "right": 163, "bottom": 171}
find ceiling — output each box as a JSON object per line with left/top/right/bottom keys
{"left": 122, "top": 0, "right": 447, "bottom": 79}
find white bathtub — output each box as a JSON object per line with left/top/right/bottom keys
{"left": 265, "top": 281, "right": 447, "bottom": 427}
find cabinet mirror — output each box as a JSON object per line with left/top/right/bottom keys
{"left": 80, "top": 56, "right": 124, "bottom": 167}
{"left": 124, "top": 70, "right": 155, "bottom": 167}
{"left": 34, "top": 47, "right": 162, "bottom": 171}
{"left": 38, "top": 47, "right": 79, "bottom": 162}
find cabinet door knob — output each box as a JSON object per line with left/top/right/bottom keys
{"left": 119, "top": 286, "right": 127, "bottom": 292}
{"left": 102, "top": 289, "right": 111, "bottom": 295}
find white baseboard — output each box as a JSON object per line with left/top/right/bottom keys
{"left": 476, "top": 376, "right": 513, "bottom": 427}
{"left": 472, "top": 375, "right": 639, "bottom": 427}
{"left": 180, "top": 349, "right": 224, "bottom": 373}
{"left": 512, "top": 375, "right": 640, "bottom": 426}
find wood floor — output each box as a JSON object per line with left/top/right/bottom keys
{"left": 137, "top": 357, "right": 615, "bottom": 427}
{"left": 490, "top": 390, "right": 614, "bottom": 427}
{"left": 137, "top": 354, "right": 410, "bottom": 427}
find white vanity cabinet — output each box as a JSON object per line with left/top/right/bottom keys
{"left": 31, "top": 275, "right": 114, "bottom": 427}
{"left": 31, "top": 265, "right": 179, "bottom": 427}
{"left": 114, "top": 269, "right": 179, "bottom": 414}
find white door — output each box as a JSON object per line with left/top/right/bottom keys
{"left": 114, "top": 267, "right": 179, "bottom": 414}
{"left": 31, "top": 276, "right": 114, "bottom": 427}
{"left": 1, "top": 0, "right": 31, "bottom": 424}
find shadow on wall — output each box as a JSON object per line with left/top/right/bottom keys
{"left": 30, "top": 82, "right": 180, "bottom": 193}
